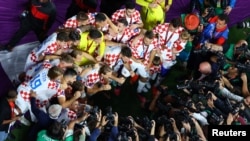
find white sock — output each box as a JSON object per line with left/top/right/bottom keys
{"left": 137, "top": 80, "right": 146, "bottom": 93}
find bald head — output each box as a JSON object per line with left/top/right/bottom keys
{"left": 199, "top": 61, "right": 212, "bottom": 75}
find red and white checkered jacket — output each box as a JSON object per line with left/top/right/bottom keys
{"left": 172, "top": 39, "right": 187, "bottom": 54}
{"left": 153, "top": 23, "right": 184, "bottom": 48}
{"left": 63, "top": 15, "right": 78, "bottom": 28}
{"left": 129, "top": 38, "right": 158, "bottom": 66}
{"left": 17, "top": 70, "right": 63, "bottom": 108}
{"left": 109, "top": 27, "right": 140, "bottom": 43}
{"left": 68, "top": 110, "right": 77, "bottom": 121}
{"left": 25, "top": 59, "right": 60, "bottom": 81}
{"left": 81, "top": 66, "right": 105, "bottom": 88}
{"left": 111, "top": 9, "right": 142, "bottom": 25}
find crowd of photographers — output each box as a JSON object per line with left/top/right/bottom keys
{"left": 3, "top": 0, "right": 250, "bottom": 141}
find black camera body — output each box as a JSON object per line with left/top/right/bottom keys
{"left": 88, "top": 106, "right": 99, "bottom": 121}
{"left": 235, "top": 62, "right": 250, "bottom": 72}
{"left": 75, "top": 120, "right": 87, "bottom": 129}
{"left": 208, "top": 113, "right": 224, "bottom": 125}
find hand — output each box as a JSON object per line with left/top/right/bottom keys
{"left": 151, "top": 120, "right": 156, "bottom": 128}
{"left": 226, "top": 113, "right": 234, "bottom": 125}
{"left": 73, "top": 91, "right": 81, "bottom": 99}
{"left": 101, "top": 115, "right": 109, "bottom": 127}
{"left": 159, "top": 125, "right": 166, "bottom": 137}
{"left": 96, "top": 56, "right": 102, "bottom": 62}
{"left": 224, "top": 6, "right": 232, "bottom": 15}
{"left": 129, "top": 24, "right": 138, "bottom": 30}
{"left": 113, "top": 112, "right": 119, "bottom": 125}
{"left": 102, "top": 84, "right": 111, "bottom": 91}
{"left": 30, "top": 90, "right": 37, "bottom": 98}
{"left": 12, "top": 116, "right": 21, "bottom": 121}
{"left": 241, "top": 73, "right": 247, "bottom": 82}
{"left": 117, "top": 77, "right": 126, "bottom": 84}
{"left": 165, "top": 5, "right": 171, "bottom": 12}
{"left": 182, "top": 121, "right": 191, "bottom": 133}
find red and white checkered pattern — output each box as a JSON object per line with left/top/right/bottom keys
{"left": 88, "top": 12, "right": 97, "bottom": 25}
{"left": 63, "top": 15, "right": 78, "bottom": 28}
{"left": 25, "top": 59, "right": 60, "bottom": 81}
{"left": 35, "top": 99, "right": 49, "bottom": 109}
{"left": 153, "top": 23, "right": 184, "bottom": 48}
{"left": 42, "top": 42, "right": 60, "bottom": 56}
{"left": 160, "top": 48, "right": 173, "bottom": 61}
{"left": 111, "top": 27, "right": 140, "bottom": 43}
{"left": 173, "top": 39, "right": 187, "bottom": 54}
{"left": 17, "top": 69, "right": 61, "bottom": 110}
{"left": 24, "top": 33, "right": 57, "bottom": 71}
{"left": 104, "top": 53, "right": 120, "bottom": 68}
{"left": 149, "top": 65, "right": 161, "bottom": 74}
{"left": 81, "top": 66, "right": 104, "bottom": 88}
{"left": 129, "top": 38, "right": 158, "bottom": 65}
{"left": 68, "top": 110, "right": 77, "bottom": 121}
{"left": 111, "top": 9, "right": 142, "bottom": 25}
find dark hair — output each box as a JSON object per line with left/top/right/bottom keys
{"left": 47, "top": 66, "right": 64, "bottom": 80}
{"left": 89, "top": 29, "right": 102, "bottom": 39}
{"left": 218, "top": 14, "right": 229, "bottom": 24}
{"left": 6, "top": 90, "right": 17, "bottom": 99}
{"left": 71, "top": 80, "right": 84, "bottom": 92}
{"left": 152, "top": 56, "right": 161, "bottom": 66}
{"left": 60, "top": 53, "right": 74, "bottom": 64}
{"left": 99, "top": 64, "right": 112, "bottom": 75}
{"left": 76, "top": 11, "right": 88, "bottom": 21}
{"left": 144, "top": 30, "right": 154, "bottom": 39}
{"left": 120, "top": 46, "right": 132, "bottom": 58}
{"left": 64, "top": 67, "right": 78, "bottom": 77}
{"left": 70, "top": 49, "right": 83, "bottom": 58}
{"left": 170, "top": 18, "right": 181, "bottom": 28}
{"left": 95, "top": 13, "right": 107, "bottom": 23}
{"left": 69, "top": 30, "right": 81, "bottom": 41}
{"left": 125, "top": 1, "right": 135, "bottom": 9}
{"left": 57, "top": 31, "right": 70, "bottom": 42}
{"left": 46, "top": 121, "right": 65, "bottom": 140}
{"left": 117, "top": 18, "right": 128, "bottom": 27}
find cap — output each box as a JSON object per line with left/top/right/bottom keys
{"left": 48, "top": 104, "right": 62, "bottom": 119}
{"left": 184, "top": 14, "right": 200, "bottom": 30}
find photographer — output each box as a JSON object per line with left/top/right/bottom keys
{"left": 63, "top": 112, "right": 90, "bottom": 141}
{"left": 88, "top": 110, "right": 109, "bottom": 141}
{"left": 180, "top": 117, "right": 207, "bottom": 141}
{"left": 157, "top": 118, "right": 181, "bottom": 141}
{"left": 182, "top": 101, "right": 209, "bottom": 126}
{"left": 107, "top": 112, "right": 119, "bottom": 141}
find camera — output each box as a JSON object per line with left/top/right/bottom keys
{"left": 88, "top": 106, "right": 99, "bottom": 121}
{"left": 235, "top": 43, "right": 249, "bottom": 52}
{"left": 74, "top": 120, "right": 87, "bottom": 129}
{"left": 157, "top": 115, "right": 173, "bottom": 129}
{"left": 208, "top": 113, "right": 224, "bottom": 125}
{"left": 105, "top": 106, "right": 114, "bottom": 122}
{"left": 235, "top": 62, "right": 250, "bottom": 72}
{"left": 203, "top": 7, "right": 215, "bottom": 24}
{"left": 193, "top": 45, "right": 210, "bottom": 54}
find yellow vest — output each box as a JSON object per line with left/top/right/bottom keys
{"left": 77, "top": 32, "right": 106, "bottom": 66}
